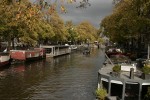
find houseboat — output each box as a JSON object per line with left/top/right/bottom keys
{"left": 97, "top": 53, "right": 150, "bottom": 100}
{"left": 34, "top": 48, "right": 46, "bottom": 59}
{"left": 40, "top": 45, "right": 71, "bottom": 57}
{"left": 10, "top": 48, "right": 45, "bottom": 62}
{"left": 0, "top": 52, "right": 10, "bottom": 67}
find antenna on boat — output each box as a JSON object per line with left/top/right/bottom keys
{"left": 148, "top": 44, "right": 150, "bottom": 59}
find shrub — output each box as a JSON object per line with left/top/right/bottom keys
{"left": 144, "top": 87, "right": 150, "bottom": 99}
{"left": 95, "top": 88, "right": 107, "bottom": 100}
{"left": 142, "top": 65, "right": 150, "bottom": 74}
{"left": 112, "top": 65, "right": 121, "bottom": 72}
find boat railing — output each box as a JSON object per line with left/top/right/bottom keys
{"left": 105, "top": 53, "right": 114, "bottom": 66}
{"left": 54, "top": 48, "right": 70, "bottom": 56}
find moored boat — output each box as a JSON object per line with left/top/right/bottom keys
{"left": 40, "top": 45, "right": 71, "bottom": 57}
{"left": 69, "top": 45, "right": 78, "bottom": 51}
{"left": 83, "top": 47, "right": 90, "bottom": 55}
{"left": 0, "top": 52, "right": 10, "bottom": 67}
{"left": 97, "top": 53, "right": 150, "bottom": 100}
{"left": 34, "top": 48, "right": 46, "bottom": 59}
{"left": 105, "top": 47, "right": 126, "bottom": 57}
{"left": 10, "top": 48, "right": 45, "bottom": 62}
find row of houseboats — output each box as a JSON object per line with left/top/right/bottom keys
{"left": 0, "top": 45, "right": 72, "bottom": 67}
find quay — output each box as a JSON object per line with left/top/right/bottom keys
{"left": 98, "top": 53, "right": 150, "bottom": 100}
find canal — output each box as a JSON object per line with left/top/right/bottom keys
{"left": 0, "top": 49, "right": 105, "bottom": 100}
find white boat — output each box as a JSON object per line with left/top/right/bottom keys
{"left": 0, "top": 52, "right": 10, "bottom": 67}
{"left": 69, "top": 45, "right": 78, "bottom": 51}
{"left": 40, "top": 45, "right": 71, "bottom": 57}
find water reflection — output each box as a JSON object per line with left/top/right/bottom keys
{"left": 0, "top": 49, "right": 105, "bottom": 100}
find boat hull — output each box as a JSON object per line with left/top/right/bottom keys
{"left": 0, "top": 52, "right": 10, "bottom": 67}
{"left": 10, "top": 48, "right": 45, "bottom": 62}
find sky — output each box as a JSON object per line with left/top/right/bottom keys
{"left": 59, "top": 0, "right": 113, "bottom": 28}
{"left": 31, "top": 0, "right": 113, "bottom": 29}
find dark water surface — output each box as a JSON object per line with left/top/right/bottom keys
{"left": 0, "top": 49, "right": 105, "bottom": 100}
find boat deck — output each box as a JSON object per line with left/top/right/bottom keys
{"left": 99, "top": 61, "right": 143, "bottom": 81}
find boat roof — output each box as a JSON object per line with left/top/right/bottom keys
{"left": 40, "top": 45, "right": 69, "bottom": 48}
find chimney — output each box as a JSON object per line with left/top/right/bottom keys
{"left": 130, "top": 68, "right": 134, "bottom": 79}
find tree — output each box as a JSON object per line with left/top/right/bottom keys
{"left": 76, "top": 20, "right": 97, "bottom": 43}
{"left": 0, "top": 0, "right": 55, "bottom": 49}
{"left": 49, "top": 12, "right": 68, "bottom": 44}
{"left": 65, "top": 21, "right": 78, "bottom": 44}
{"left": 0, "top": 0, "right": 26, "bottom": 50}
{"left": 0, "top": 0, "right": 96, "bottom": 49}
{"left": 34, "top": 0, "right": 91, "bottom": 14}
{"left": 100, "top": 0, "right": 150, "bottom": 50}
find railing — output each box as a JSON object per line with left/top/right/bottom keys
{"left": 54, "top": 49, "right": 70, "bottom": 56}
{"left": 105, "top": 53, "right": 114, "bottom": 66}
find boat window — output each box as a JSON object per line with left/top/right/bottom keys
{"left": 45, "top": 48, "right": 52, "bottom": 53}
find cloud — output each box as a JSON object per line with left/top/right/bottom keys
{"left": 30, "top": 0, "right": 113, "bottom": 28}
{"left": 59, "top": 0, "right": 113, "bottom": 28}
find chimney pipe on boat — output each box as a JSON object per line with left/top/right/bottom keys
{"left": 130, "top": 68, "right": 134, "bottom": 79}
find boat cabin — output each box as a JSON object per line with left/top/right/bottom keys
{"left": 40, "top": 45, "right": 71, "bottom": 57}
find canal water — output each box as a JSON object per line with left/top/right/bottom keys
{"left": 0, "top": 49, "right": 105, "bottom": 100}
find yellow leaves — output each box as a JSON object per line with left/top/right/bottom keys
{"left": 67, "top": 0, "right": 73, "bottom": 3}
{"left": 76, "top": 21, "right": 97, "bottom": 42}
{"left": 61, "top": 0, "right": 64, "bottom": 3}
{"left": 20, "top": 36, "right": 37, "bottom": 46}
{"left": 67, "top": 0, "right": 76, "bottom": 3}
{"left": 60, "top": 5, "right": 67, "bottom": 13}
{"left": 48, "top": 5, "right": 56, "bottom": 15}
{"left": 16, "top": 13, "right": 21, "bottom": 19}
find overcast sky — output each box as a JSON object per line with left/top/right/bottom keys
{"left": 58, "top": 0, "right": 113, "bottom": 28}
{"left": 31, "top": 0, "right": 113, "bottom": 28}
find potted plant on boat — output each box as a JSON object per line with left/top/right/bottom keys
{"left": 95, "top": 88, "right": 107, "bottom": 100}
{"left": 144, "top": 87, "right": 150, "bottom": 99}
{"left": 142, "top": 65, "right": 150, "bottom": 79}
{"left": 111, "top": 65, "right": 121, "bottom": 77}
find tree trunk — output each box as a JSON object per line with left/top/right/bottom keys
{"left": 7, "top": 35, "right": 11, "bottom": 52}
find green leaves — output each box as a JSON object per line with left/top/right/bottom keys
{"left": 142, "top": 65, "right": 150, "bottom": 74}
{"left": 95, "top": 88, "right": 107, "bottom": 100}
{"left": 113, "top": 65, "right": 121, "bottom": 72}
